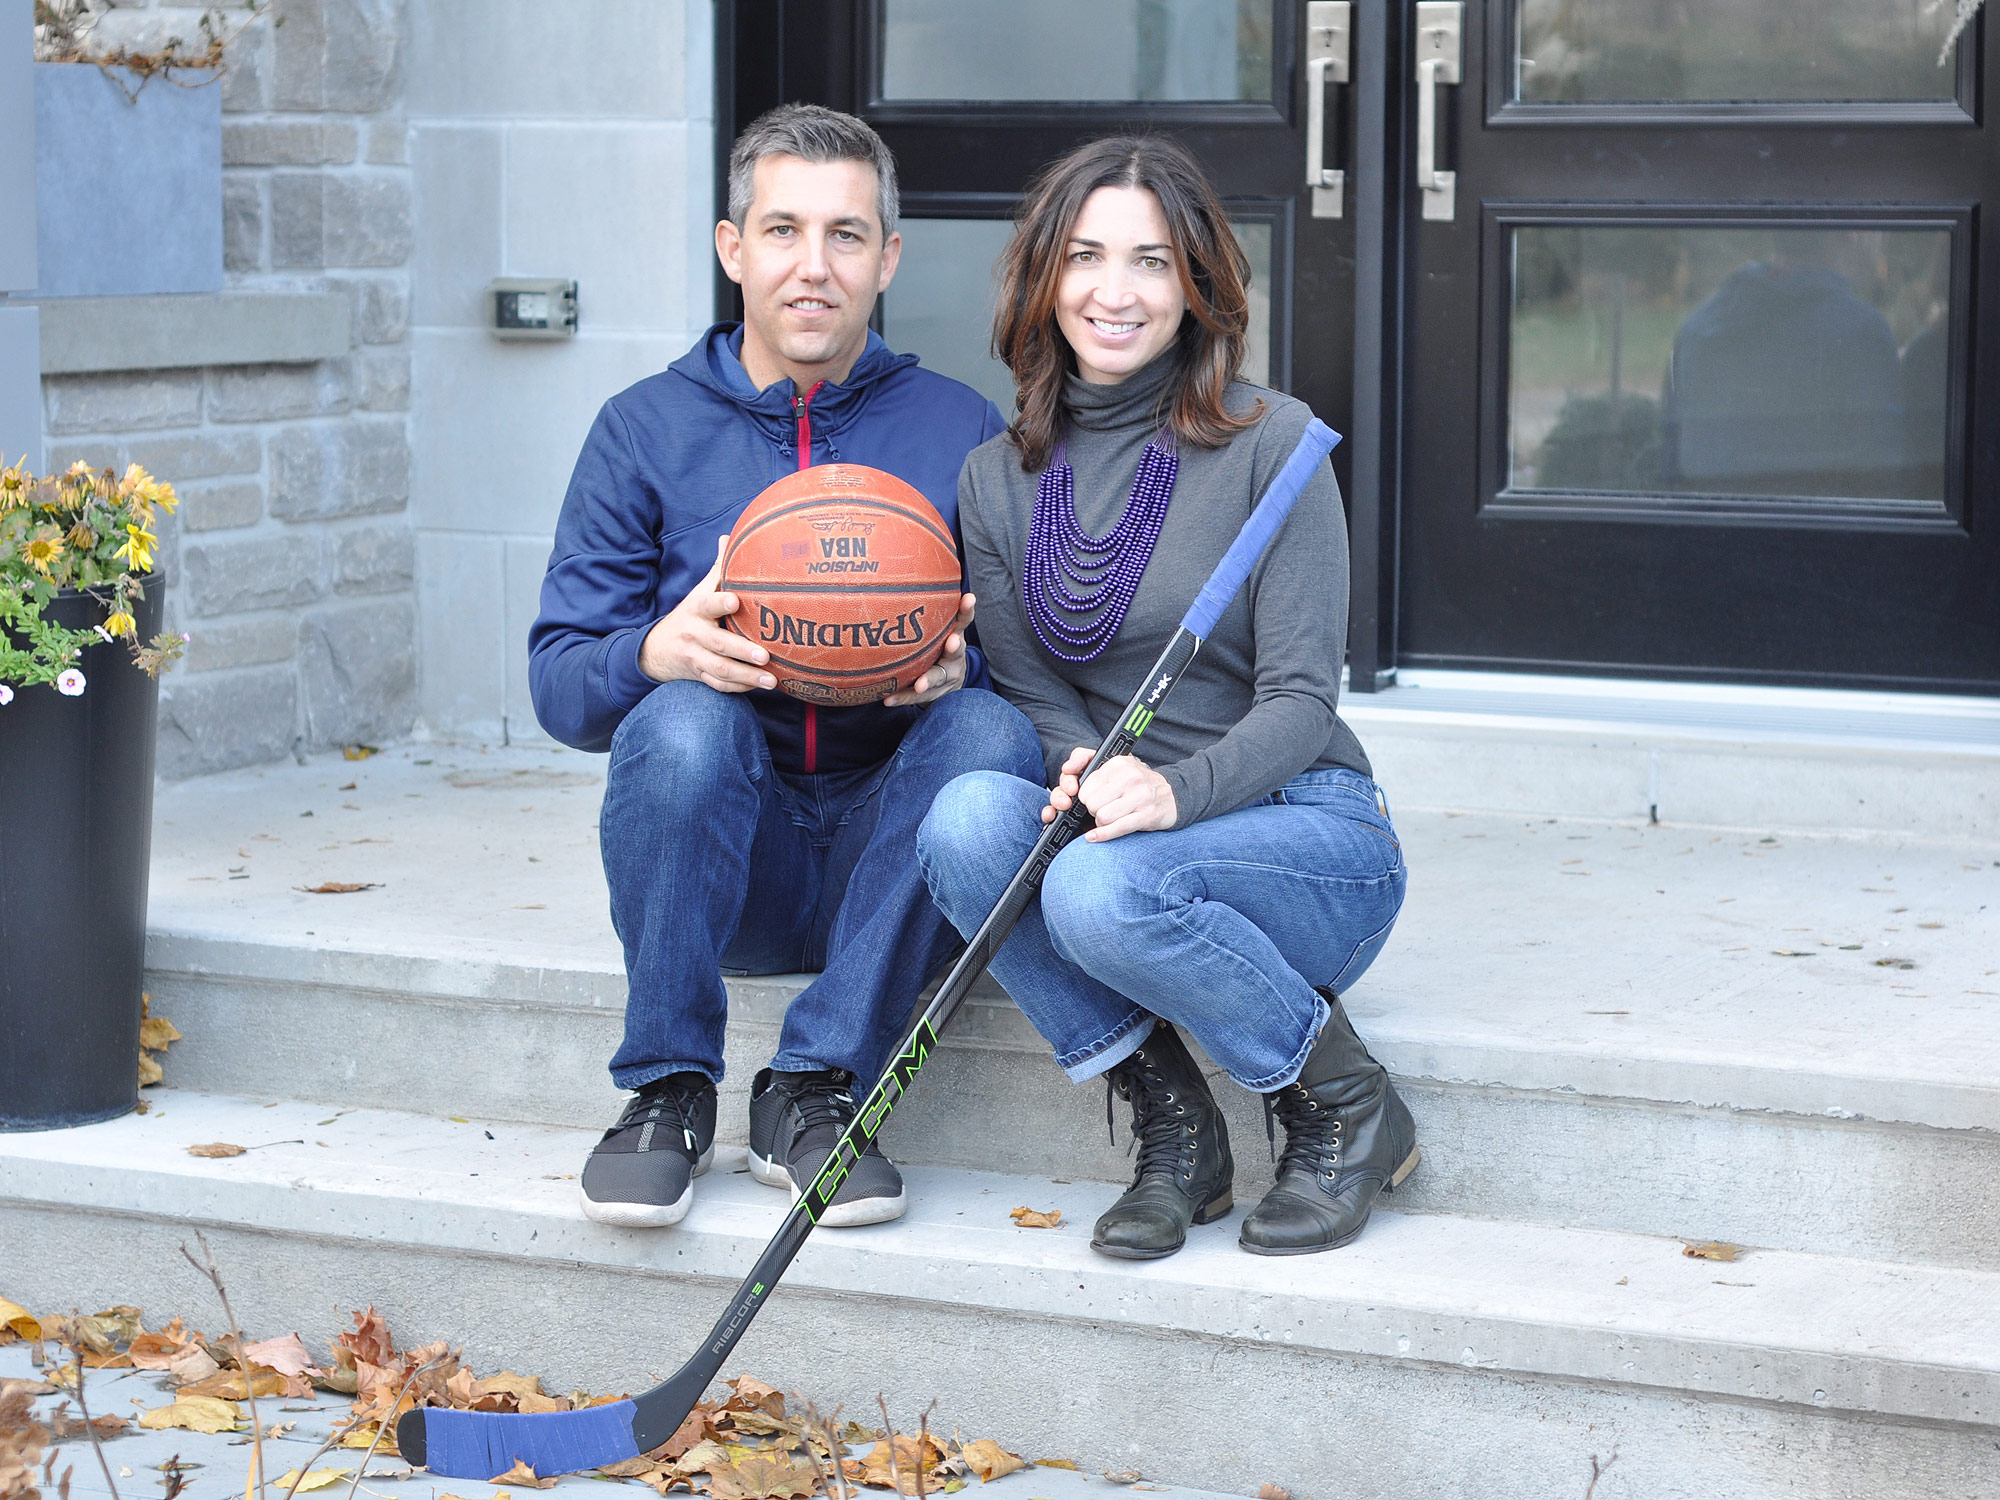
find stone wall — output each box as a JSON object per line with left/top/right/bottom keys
{"left": 36, "top": 0, "right": 719, "bottom": 773}
{"left": 39, "top": 0, "right": 416, "bottom": 778}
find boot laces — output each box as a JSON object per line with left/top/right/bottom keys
{"left": 613, "top": 1073, "right": 708, "bottom": 1155}
{"left": 1265, "top": 1082, "right": 1344, "bottom": 1181}
{"left": 1106, "top": 1047, "right": 1198, "bottom": 1184}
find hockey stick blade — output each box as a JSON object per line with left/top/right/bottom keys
{"left": 398, "top": 414, "right": 1340, "bottom": 1479}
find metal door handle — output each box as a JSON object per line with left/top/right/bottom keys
{"left": 1305, "top": 1, "right": 1349, "bottom": 220}
{"left": 1414, "top": 1, "right": 1461, "bottom": 222}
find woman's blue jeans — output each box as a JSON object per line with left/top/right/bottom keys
{"left": 917, "top": 767, "right": 1407, "bottom": 1091}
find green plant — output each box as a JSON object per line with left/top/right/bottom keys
{"left": 0, "top": 457, "right": 187, "bottom": 699}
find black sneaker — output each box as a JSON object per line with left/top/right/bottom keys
{"left": 579, "top": 1072, "right": 717, "bottom": 1228}
{"left": 747, "top": 1067, "right": 906, "bottom": 1227}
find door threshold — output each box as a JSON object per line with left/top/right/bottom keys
{"left": 1340, "top": 668, "right": 2000, "bottom": 755}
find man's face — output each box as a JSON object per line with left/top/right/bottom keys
{"left": 717, "top": 155, "right": 901, "bottom": 388}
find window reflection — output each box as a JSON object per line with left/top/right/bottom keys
{"left": 880, "top": 0, "right": 1274, "bottom": 102}
{"left": 1516, "top": 0, "right": 1961, "bottom": 104}
{"left": 1509, "top": 226, "right": 1950, "bottom": 503}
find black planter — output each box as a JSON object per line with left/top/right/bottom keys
{"left": 0, "top": 581, "right": 165, "bottom": 1130}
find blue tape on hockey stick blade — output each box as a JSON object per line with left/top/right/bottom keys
{"left": 1178, "top": 417, "right": 1342, "bottom": 640}
{"left": 421, "top": 1401, "right": 641, "bottom": 1479}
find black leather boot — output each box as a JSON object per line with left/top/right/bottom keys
{"left": 1239, "top": 990, "right": 1418, "bottom": 1255}
{"left": 1090, "top": 1023, "right": 1235, "bottom": 1260}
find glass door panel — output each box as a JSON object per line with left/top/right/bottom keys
{"left": 880, "top": 0, "right": 1276, "bottom": 101}
{"left": 1513, "top": 0, "right": 1965, "bottom": 104}
{"left": 1506, "top": 223, "right": 1953, "bottom": 508}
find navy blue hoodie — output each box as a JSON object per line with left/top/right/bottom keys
{"left": 528, "top": 324, "right": 1006, "bottom": 771}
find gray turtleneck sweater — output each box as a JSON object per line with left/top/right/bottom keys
{"left": 958, "top": 356, "right": 1371, "bottom": 829}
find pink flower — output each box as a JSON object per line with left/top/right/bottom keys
{"left": 56, "top": 668, "right": 86, "bottom": 696}
{"left": 0, "top": 683, "right": 13, "bottom": 706}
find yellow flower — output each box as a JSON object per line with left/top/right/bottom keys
{"left": 22, "top": 531, "right": 63, "bottom": 574}
{"left": 65, "top": 460, "right": 95, "bottom": 478}
{"left": 115, "top": 523, "right": 156, "bottom": 575}
{"left": 150, "top": 480, "right": 178, "bottom": 514}
{"left": 104, "top": 609, "right": 136, "bottom": 639}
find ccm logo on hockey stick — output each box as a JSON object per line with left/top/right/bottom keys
{"left": 803, "top": 1018, "right": 940, "bottom": 1222}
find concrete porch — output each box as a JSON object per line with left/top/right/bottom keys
{"left": 4, "top": 684, "right": 1999, "bottom": 1496}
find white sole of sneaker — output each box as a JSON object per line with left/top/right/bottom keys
{"left": 746, "top": 1148, "right": 906, "bottom": 1227}
{"left": 577, "top": 1145, "right": 712, "bottom": 1229}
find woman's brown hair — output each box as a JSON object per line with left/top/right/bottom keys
{"left": 993, "top": 134, "right": 1262, "bottom": 471}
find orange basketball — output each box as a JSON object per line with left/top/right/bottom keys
{"left": 720, "top": 464, "right": 963, "bottom": 706}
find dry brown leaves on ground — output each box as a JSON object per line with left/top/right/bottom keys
{"left": 296, "top": 882, "right": 381, "bottom": 895}
{"left": 0, "top": 1300, "right": 1034, "bottom": 1497}
{"left": 138, "top": 993, "right": 180, "bottom": 1089}
{"left": 1681, "top": 1241, "right": 1744, "bottom": 1262}
{"left": 1008, "top": 1206, "right": 1063, "bottom": 1229}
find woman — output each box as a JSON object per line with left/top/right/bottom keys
{"left": 916, "top": 136, "right": 1414, "bottom": 1261}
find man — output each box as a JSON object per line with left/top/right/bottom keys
{"left": 529, "top": 105, "right": 1043, "bottom": 1230}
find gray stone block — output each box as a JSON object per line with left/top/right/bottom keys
{"left": 325, "top": 173, "right": 413, "bottom": 268}
{"left": 298, "top": 597, "right": 417, "bottom": 746}
{"left": 270, "top": 172, "right": 412, "bottom": 269}
{"left": 333, "top": 523, "right": 414, "bottom": 594}
{"left": 366, "top": 118, "right": 408, "bottom": 166}
{"left": 218, "top": 33, "right": 266, "bottom": 113}
{"left": 207, "top": 360, "right": 351, "bottom": 424}
{"left": 269, "top": 419, "right": 408, "bottom": 520}
{"left": 181, "top": 531, "right": 324, "bottom": 616}
{"left": 272, "top": 0, "right": 403, "bottom": 114}
{"left": 126, "top": 429, "right": 261, "bottom": 481}
{"left": 353, "top": 349, "right": 408, "bottom": 411}
{"left": 182, "top": 613, "right": 298, "bottom": 673}
{"left": 156, "top": 663, "right": 298, "bottom": 778}
{"left": 45, "top": 438, "right": 122, "bottom": 474}
{"left": 268, "top": 172, "right": 324, "bottom": 268}
{"left": 44, "top": 368, "right": 203, "bottom": 434}
{"left": 223, "top": 120, "right": 358, "bottom": 167}
{"left": 175, "top": 478, "right": 264, "bottom": 533}
{"left": 222, "top": 176, "right": 264, "bottom": 273}
{"left": 326, "top": 275, "right": 408, "bottom": 345}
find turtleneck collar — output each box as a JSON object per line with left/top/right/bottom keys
{"left": 1061, "top": 349, "right": 1179, "bottom": 436}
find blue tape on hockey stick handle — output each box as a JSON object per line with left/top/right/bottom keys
{"left": 1177, "top": 417, "right": 1341, "bottom": 641}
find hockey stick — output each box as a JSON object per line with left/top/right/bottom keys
{"left": 398, "top": 417, "right": 1341, "bottom": 1479}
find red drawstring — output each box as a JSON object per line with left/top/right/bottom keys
{"left": 795, "top": 382, "right": 823, "bottom": 771}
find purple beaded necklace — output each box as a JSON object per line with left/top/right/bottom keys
{"left": 1024, "top": 432, "right": 1178, "bottom": 662}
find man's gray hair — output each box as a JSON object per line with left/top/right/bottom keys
{"left": 727, "top": 104, "right": 901, "bottom": 237}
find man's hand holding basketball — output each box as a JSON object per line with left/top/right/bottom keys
{"left": 881, "top": 593, "right": 975, "bottom": 707}
{"left": 639, "top": 536, "right": 779, "bottom": 693}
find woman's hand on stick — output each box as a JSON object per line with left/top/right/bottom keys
{"left": 1044, "top": 747, "right": 1177, "bottom": 840}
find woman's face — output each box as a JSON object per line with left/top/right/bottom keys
{"left": 1056, "top": 186, "right": 1188, "bottom": 386}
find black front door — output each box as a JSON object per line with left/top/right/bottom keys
{"left": 723, "top": 1, "right": 2000, "bottom": 696}
{"left": 1399, "top": 0, "right": 2000, "bottom": 691}
{"left": 721, "top": 0, "right": 1369, "bottom": 614}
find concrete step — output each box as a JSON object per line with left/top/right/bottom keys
{"left": 143, "top": 749, "right": 2000, "bottom": 1273}
{"left": 3, "top": 1092, "right": 1996, "bottom": 1499}
{"left": 1347, "top": 668, "right": 2000, "bottom": 839}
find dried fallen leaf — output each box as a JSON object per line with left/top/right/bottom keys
{"left": 476, "top": 1372, "right": 545, "bottom": 1401}
{"left": 959, "top": 1438, "right": 1025, "bottom": 1480}
{"left": 1034, "top": 1458, "right": 1081, "bottom": 1470}
{"left": 139, "top": 1015, "right": 182, "bottom": 1051}
{"left": 489, "top": 1460, "right": 556, "bottom": 1489}
{"left": 1682, "top": 1241, "right": 1743, "bottom": 1262}
{"left": 1257, "top": 1488, "right": 1292, "bottom": 1500}
{"left": 706, "top": 1453, "right": 818, "bottom": 1500}
{"left": 241, "top": 1334, "right": 323, "bottom": 1382}
{"left": 296, "top": 882, "right": 381, "bottom": 894}
{"left": 342, "top": 745, "right": 379, "bottom": 760}
{"left": 722, "top": 1375, "right": 785, "bottom": 1419}
{"left": 273, "top": 1469, "right": 350, "bottom": 1493}
{"left": 187, "top": 1143, "right": 247, "bottom": 1158}
{"left": 0, "top": 1383, "right": 49, "bottom": 1499}
{"left": 0, "top": 1299, "right": 40, "bottom": 1343}
{"left": 138, "top": 1395, "right": 241, "bottom": 1434}
{"left": 179, "top": 1367, "right": 291, "bottom": 1402}
{"left": 516, "top": 1393, "right": 567, "bottom": 1415}
{"left": 1009, "top": 1206, "right": 1063, "bottom": 1229}
{"left": 166, "top": 1345, "right": 222, "bottom": 1385}
{"left": 1770, "top": 949, "right": 1813, "bottom": 957}
{"left": 1103, "top": 1473, "right": 1144, "bottom": 1486}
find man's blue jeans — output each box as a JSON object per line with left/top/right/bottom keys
{"left": 600, "top": 681, "right": 1045, "bottom": 1091}
{"left": 917, "top": 767, "right": 1407, "bottom": 1092}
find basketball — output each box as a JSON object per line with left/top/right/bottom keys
{"left": 720, "top": 464, "right": 964, "bottom": 706}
